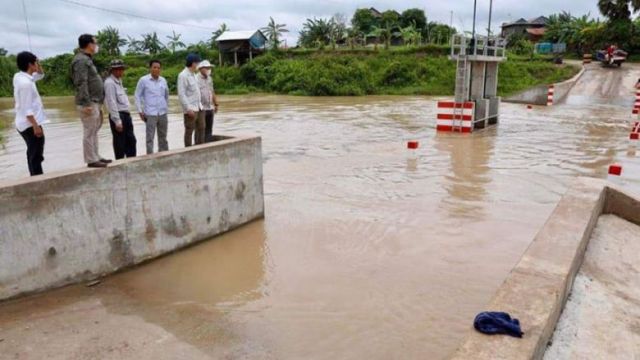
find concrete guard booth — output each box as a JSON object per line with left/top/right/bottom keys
{"left": 437, "top": 34, "right": 506, "bottom": 133}
{"left": 216, "top": 30, "right": 267, "bottom": 67}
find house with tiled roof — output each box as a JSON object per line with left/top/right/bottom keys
{"left": 501, "top": 16, "right": 548, "bottom": 42}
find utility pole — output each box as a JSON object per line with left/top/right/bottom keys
{"left": 487, "top": 0, "right": 494, "bottom": 38}
{"left": 472, "top": 0, "right": 478, "bottom": 39}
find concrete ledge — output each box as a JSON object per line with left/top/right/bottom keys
{"left": 451, "top": 178, "right": 640, "bottom": 360}
{"left": 0, "top": 134, "right": 264, "bottom": 301}
{"left": 504, "top": 65, "right": 585, "bottom": 105}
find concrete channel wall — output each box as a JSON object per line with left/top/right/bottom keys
{"left": 451, "top": 178, "right": 640, "bottom": 360}
{"left": 0, "top": 135, "right": 264, "bottom": 301}
{"left": 504, "top": 66, "right": 585, "bottom": 105}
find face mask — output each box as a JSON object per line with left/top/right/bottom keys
{"left": 33, "top": 72, "right": 45, "bottom": 81}
{"left": 94, "top": 45, "right": 100, "bottom": 54}
{"left": 206, "top": 69, "right": 212, "bottom": 77}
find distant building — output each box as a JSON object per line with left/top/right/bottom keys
{"left": 365, "top": 7, "right": 403, "bottom": 46}
{"left": 215, "top": 30, "right": 267, "bottom": 67}
{"left": 501, "top": 16, "right": 548, "bottom": 42}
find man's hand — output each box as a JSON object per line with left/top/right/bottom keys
{"left": 33, "top": 125, "right": 44, "bottom": 138}
{"left": 187, "top": 110, "right": 195, "bottom": 118}
{"left": 115, "top": 122, "right": 124, "bottom": 132}
{"left": 139, "top": 113, "right": 146, "bottom": 122}
{"left": 82, "top": 106, "right": 93, "bottom": 115}
{"left": 214, "top": 104, "right": 219, "bottom": 114}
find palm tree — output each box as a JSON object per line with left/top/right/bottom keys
{"left": 598, "top": 0, "right": 640, "bottom": 20}
{"left": 166, "top": 30, "right": 185, "bottom": 54}
{"left": 400, "top": 22, "right": 420, "bottom": 47}
{"left": 369, "top": 22, "right": 395, "bottom": 50}
{"left": 210, "top": 23, "right": 229, "bottom": 47}
{"left": 345, "top": 28, "right": 362, "bottom": 50}
{"left": 96, "top": 26, "right": 127, "bottom": 56}
{"left": 126, "top": 35, "right": 143, "bottom": 54}
{"left": 298, "top": 18, "right": 334, "bottom": 48}
{"left": 141, "top": 32, "right": 165, "bottom": 55}
{"left": 262, "top": 17, "right": 289, "bottom": 50}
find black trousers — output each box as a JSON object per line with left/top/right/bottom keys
{"left": 204, "top": 110, "right": 214, "bottom": 142}
{"left": 18, "top": 126, "right": 45, "bottom": 176}
{"left": 109, "top": 111, "right": 137, "bottom": 160}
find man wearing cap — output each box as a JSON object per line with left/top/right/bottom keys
{"left": 104, "top": 59, "right": 136, "bottom": 159}
{"left": 71, "top": 34, "right": 111, "bottom": 168}
{"left": 197, "top": 60, "right": 219, "bottom": 143}
{"left": 177, "top": 53, "right": 204, "bottom": 146}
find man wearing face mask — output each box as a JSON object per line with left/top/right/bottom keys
{"left": 13, "top": 51, "right": 49, "bottom": 176}
{"left": 71, "top": 34, "right": 111, "bottom": 168}
{"left": 177, "top": 53, "right": 204, "bottom": 147}
{"left": 196, "top": 60, "right": 219, "bottom": 143}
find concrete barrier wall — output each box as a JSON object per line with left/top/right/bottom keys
{"left": 451, "top": 178, "right": 640, "bottom": 360}
{"left": 0, "top": 135, "right": 264, "bottom": 301}
{"left": 504, "top": 66, "right": 585, "bottom": 105}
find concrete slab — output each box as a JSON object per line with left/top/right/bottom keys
{"left": 451, "top": 177, "right": 607, "bottom": 360}
{"left": 0, "top": 135, "right": 264, "bottom": 301}
{"left": 544, "top": 215, "right": 640, "bottom": 359}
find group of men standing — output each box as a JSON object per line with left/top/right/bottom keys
{"left": 13, "top": 33, "right": 219, "bottom": 175}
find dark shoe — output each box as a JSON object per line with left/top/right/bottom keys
{"left": 99, "top": 158, "right": 113, "bottom": 164}
{"left": 88, "top": 162, "right": 108, "bottom": 168}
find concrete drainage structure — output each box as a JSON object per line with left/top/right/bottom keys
{"left": 451, "top": 177, "right": 640, "bottom": 359}
{"left": 436, "top": 34, "right": 506, "bottom": 133}
{"left": 504, "top": 66, "right": 586, "bottom": 106}
{"left": 0, "top": 135, "right": 264, "bottom": 301}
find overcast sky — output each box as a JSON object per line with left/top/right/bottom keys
{"left": 2, "top": 0, "right": 602, "bottom": 58}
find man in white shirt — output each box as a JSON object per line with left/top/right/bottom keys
{"left": 196, "top": 60, "right": 219, "bottom": 143}
{"left": 177, "top": 53, "right": 204, "bottom": 147}
{"left": 13, "top": 51, "right": 48, "bottom": 176}
{"left": 104, "top": 59, "right": 136, "bottom": 159}
{"left": 135, "top": 59, "right": 170, "bottom": 154}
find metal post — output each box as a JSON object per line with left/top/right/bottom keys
{"left": 472, "top": 0, "right": 477, "bottom": 39}
{"left": 487, "top": 0, "right": 493, "bottom": 39}
{"left": 471, "top": 0, "right": 478, "bottom": 55}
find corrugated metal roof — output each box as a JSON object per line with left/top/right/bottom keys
{"left": 216, "top": 31, "right": 261, "bottom": 42}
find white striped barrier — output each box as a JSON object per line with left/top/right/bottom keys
{"left": 547, "top": 85, "right": 555, "bottom": 106}
{"left": 436, "top": 101, "right": 475, "bottom": 133}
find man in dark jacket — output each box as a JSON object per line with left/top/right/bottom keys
{"left": 71, "top": 34, "right": 111, "bottom": 168}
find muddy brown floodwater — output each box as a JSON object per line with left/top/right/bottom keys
{"left": 1, "top": 65, "right": 640, "bottom": 359}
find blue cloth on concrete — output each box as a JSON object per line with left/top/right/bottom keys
{"left": 474, "top": 312, "right": 524, "bottom": 338}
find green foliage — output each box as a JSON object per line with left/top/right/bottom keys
{"left": 400, "top": 9, "right": 427, "bottom": 30}
{"left": 262, "top": 17, "right": 289, "bottom": 50}
{"left": 507, "top": 33, "right": 535, "bottom": 56}
{"left": 96, "top": 26, "right": 127, "bottom": 56}
{"left": 299, "top": 18, "right": 336, "bottom": 48}
{"left": 498, "top": 61, "right": 578, "bottom": 96}
{"left": 598, "top": 0, "right": 640, "bottom": 20}
{"left": 0, "top": 39, "right": 576, "bottom": 101}
{"left": 380, "top": 10, "right": 400, "bottom": 28}
{"left": 352, "top": 8, "right": 379, "bottom": 35}
{"left": 166, "top": 30, "right": 186, "bottom": 54}
{"left": 0, "top": 55, "right": 16, "bottom": 97}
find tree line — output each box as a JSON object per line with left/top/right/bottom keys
{"left": 299, "top": 8, "right": 455, "bottom": 50}
{"left": 509, "top": 0, "right": 640, "bottom": 55}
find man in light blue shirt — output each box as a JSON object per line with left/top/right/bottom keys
{"left": 134, "top": 59, "right": 169, "bottom": 154}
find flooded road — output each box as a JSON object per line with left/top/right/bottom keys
{"left": 1, "top": 64, "right": 640, "bottom": 359}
